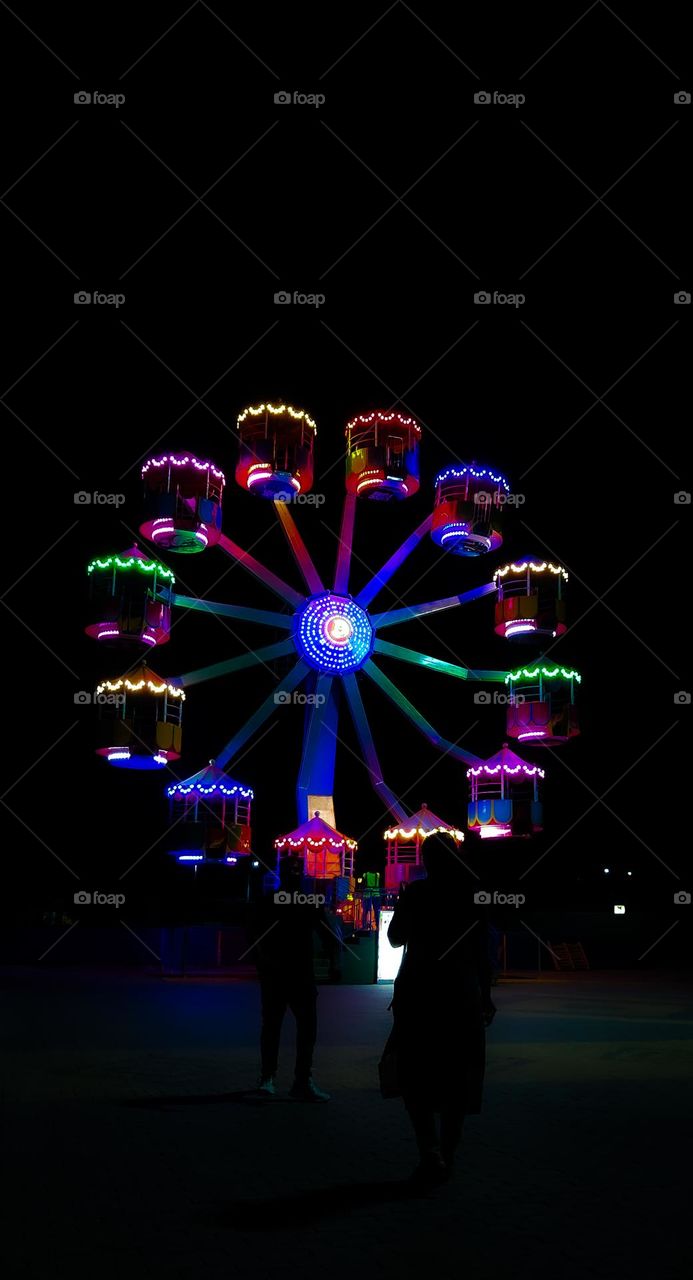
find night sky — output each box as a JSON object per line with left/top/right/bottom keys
{"left": 2, "top": 3, "right": 688, "bottom": 960}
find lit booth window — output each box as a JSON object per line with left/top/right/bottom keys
{"left": 376, "top": 908, "right": 403, "bottom": 981}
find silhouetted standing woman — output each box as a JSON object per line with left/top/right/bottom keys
{"left": 387, "top": 833, "right": 496, "bottom": 1185}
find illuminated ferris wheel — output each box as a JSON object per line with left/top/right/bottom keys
{"left": 87, "top": 404, "right": 581, "bottom": 846}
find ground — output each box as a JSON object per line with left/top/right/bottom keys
{"left": 3, "top": 968, "right": 691, "bottom": 1279}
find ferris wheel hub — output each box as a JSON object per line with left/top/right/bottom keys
{"left": 294, "top": 592, "right": 374, "bottom": 674}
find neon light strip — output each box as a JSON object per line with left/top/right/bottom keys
{"left": 467, "top": 763, "right": 545, "bottom": 778}
{"left": 178, "top": 854, "right": 203, "bottom": 861}
{"left": 479, "top": 826, "right": 512, "bottom": 839}
{"left": 274, "top": 837, "right": 357, "bottom": 849}
{"left": 107, "top": 749, "right": 130, "bottom": 761}
{"left": 142, "top": 455, "right": 225, "bottom": 482}
{"left": 237, "top": 403, "right": 317, "bottom": 433}
{"left": 505, "top": 623, "right": 536, "bottom": 636}
{"left": 167, "top": 783, "right": 254, "bottom": 798}
{"left": 383, "top": 826, "right": 464, "bottom": 840}
{"left": 97, "top": 629, "right": 120, "bottom": 639}
{"left": 506, "top": 666, "right": 581, "bottom": 683}
{"left": 494, "top": 560, "right": 568, "bottom": 582}
{"left": 518, "top": 731, "right": 547, "bottom": 740}
{"left": 346, "top": 410, "right": 421, "bottom": 433}
{"left": 87, "top": 556, "right": 175, "bottom": 581}
{"left": 96, "top": 677, "right": 185, "bottom": 698}
{"left": 435, "top": 465, "right": 510, "bottom": 491}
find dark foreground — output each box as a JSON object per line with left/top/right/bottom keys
{"left": 3, "top": 968, "right": 691, "bottom": 1279}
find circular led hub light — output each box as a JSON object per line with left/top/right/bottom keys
{"left": 295, "top": 593, "right": 374, "bottom": 674}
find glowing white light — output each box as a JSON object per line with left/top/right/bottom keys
{"left": 377, "top": 908, "right": 403, "bottom": 981}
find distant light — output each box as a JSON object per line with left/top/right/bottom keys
{"left": 603, "top": 867, "right": 610, "bottom": 873}
{"left": 178, "top": 854, "right": 203, "bottom": 862}
{"left": 614, "top": 904, "right": 626, "bottom": 915}
{"left": 225, "top": 856, "right": 237, "bottom": 864}
{"left": 377, "top": 908, "right": 402, "bottom": 982}
{"left": 252, "top": 860, "right": 259, "bottom": 867}
{"left": 627, "top": 871, "right": 632, "bottom": 876}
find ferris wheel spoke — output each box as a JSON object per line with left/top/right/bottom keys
{"left": 297, "top": 675, "right": 337, "bottom": 823}
{"left": 333, "top": 491, "right": 357, "bottom": 594}
{"left": 165, "top": 591, "right": 294, "bottom": 629}
{"left": 373, "top": 638, "right": 471, "bottom": 679}
{"left": 176, "top": 638, "right": 297, "bottom": 686}
{"left": 215, "top": 659, "right": 311, "bottom": 769}
{"left": 342, "top": 674, "right": 408, "bottom": 821}
{"left": 362, "top": 659, "right": 484, "bottom": 766}
{"left": 371, "top": 581, "right": 496, "bottom": 629}
{"left": 355, "top": 513, "right": 433, "bottom": 608}
{"left": 218, "top": 532, "right": 305, "bottom": 607}
{"left": 274, "top": 500, "right": 324, "bottom": 594}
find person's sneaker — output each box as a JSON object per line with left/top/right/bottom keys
{"left": 289, "top": 1079, "right": 331, "bottom": 1102}
{"left": 253, "top": 1077, "right": 276, "bottom": 1098}
{"left": 408, "top": 1152, "right": 448, "bottom": 1189}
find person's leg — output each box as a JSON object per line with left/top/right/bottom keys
{"left": 287, "top": 981, "right": 318, "bottom": 1083}
{"left": 440, "top": 1106, "right": 464, "bottom": 1167}
{"left": 404, "top": 1097, "right": 439, "bottom": 1159}
{"left": 259, "top": 979, "right": 287, "bottom": 1081}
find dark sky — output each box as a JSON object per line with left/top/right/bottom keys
{"left": 1, "top": 3, "right": 688, "bottom": 941}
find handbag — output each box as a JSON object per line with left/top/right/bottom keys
{"left": 378, "top": 1028, "right": 400, "bottom": 1099}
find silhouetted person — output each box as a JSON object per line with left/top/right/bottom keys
{"left": 387, "top": 833, "right": 496, "bottom": 1184}
{"left": 249, "top": 854, "right": 341, "bottom": 1102}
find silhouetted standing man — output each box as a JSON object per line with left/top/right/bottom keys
{"left": 249, "top": 854, "right": 340, "bottom": 1102}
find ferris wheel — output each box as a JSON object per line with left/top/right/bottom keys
{"left": 87, "top": 404, "right": 581, "bottom": 846}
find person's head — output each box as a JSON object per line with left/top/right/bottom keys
{"left": 278, "top": 854, "right": 304, "bottom": 892}
{"left": 421, "top": 832, "right": 465, "bottom": 884}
